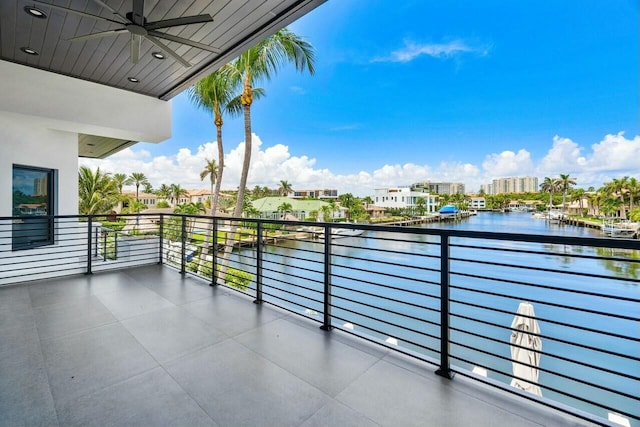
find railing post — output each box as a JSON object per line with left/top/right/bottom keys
{"left": 436, "top": 234, "right": 454, "bottom": 379}
{"left": 95, "top": 226, "right": 99, "bottom": 257}
{"left": 86, "top": 216, "right": 92, "bottom": 274}
{"left": 102, "top": 230, "right": 107, "bottom": 261}
{"left": 211, "top": 218, "right": 218, "bottom": 286}
{"left": 254, "top": 221, "right": 263, "bottom": 304}
{"left": 180, "top": 215, "right": 186, "bottom": 275}
{"left": 320, "top": 224, "right": 333, "bottom": 331}
{"left": 114, "top": 231, "right": 118, "bottom": 260}
{"left": 158, "top": 214, "right": 164, "bottom": 265}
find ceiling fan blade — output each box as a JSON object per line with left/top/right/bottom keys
{"left": 90, "top": 0, "right": 130, "bottom": 23}
{"left": 145, "top": 14, "right": 213, "bottom": 31}
{"left": 145, "top": 35, "right": 191, "bottom": 67}
{"left": 130, "top": 0, "right": 145, "bottom": 26}
{"left": 32, "top": 0, "right": 123, "bottom": 25}
{"left": 130, "top": 34, "right": 142, "bottom": 64}
{"left": 69, "top": 28, "right": 127, "bottom": 42}
{"left": 148, "top": 30, "right": 221, "bottom": 54}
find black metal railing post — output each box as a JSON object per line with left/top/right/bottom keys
{"left": 254, "top": 221, "right": 263, "bottom": 304}
{"left": 180, "top": 215, "right": 186, "bottom": 275}
{"left": 94, "top": 225, "right": 99, "bottom": 257}
{"left": 158, "top": 214, "right": 164, "bottom": 264}
{"left": 114, "top": 231, "right": 118, "bottom": 260}
{"left": 102, "top": 230, "right": 107, "bottom": 261}
{"left": 436, "top": 233, "right": 454, "bottom": 379}
{"left": 86, "top": 216, "right": 93, "bottom": 274}
{"left": 320, "top": 224, "right": 333, "bottom": 331}
{"left": 211, "top": 218, "right": 218, "bottom": 286}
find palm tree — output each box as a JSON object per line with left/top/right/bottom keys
{"left": 199, "top": 159, "right": 218, "bottom": 212}
{"left": 143, "top": 182, "right": 153, "bottom": 194}
{"left": 125, "top": 172, "right": 150, "bottom": 208}
{"left": 554, "top": 174, "right": 576, "bottom": 214}
{"left": 155, "top": 184, "right": 172, "bottom": 203}
{"left": 627, "top": 177, "right": 639, "bottom": 211}
{"left": 189, "top": 69, "right": 237, "bottom": 214}
{"left": 570, "top": 188, "right": 586, "bottom": 216}
{"left": 226, "top": 28, "right": 315, "bottom": 220}
{"left": 170, "top": 184, "right": 189, "bottom": 207}
{"left": 278, "top": 180, "right": 293, "bottom": 196}
{"left": 604, "top": 177, "right": 629, "bottom": 219}
{"left": 78, "top": 166, "right": 119, "bottom": 214}
{"left": 112, "top": 173, "right": 127, "bottom": 194}
{"left": 277, "top": 202, "right": 293, "bottom": 216}
{"left": 540, "top": 177, "right": 558, "bottom": 212}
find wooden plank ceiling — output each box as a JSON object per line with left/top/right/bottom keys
{"left": 1, "top": 0, "right": 325, "bottom": 100}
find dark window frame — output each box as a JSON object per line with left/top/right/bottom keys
{"left": 12, "top": 164, "right": 55, "bottom": 250}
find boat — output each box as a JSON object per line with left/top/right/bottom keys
{"left": 318, "top": 225, "right": 365, "bottom": 239}
{"left": 602, "top": 220, "right": 639, "bottom": 238}
{"left": 439, "top": 205, "right": 460, "bottom": 216}
{"left": 545, "top": 210, "right": 566, "bottom": 223}
{"left": 469, "top": 210, "right": 478, "bottom": 216}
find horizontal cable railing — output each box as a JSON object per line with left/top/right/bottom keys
{"left": 0, "top": 213, "right": 638, "bottom": 426}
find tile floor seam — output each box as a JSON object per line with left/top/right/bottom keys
{"left": 228, "top": 333, "right": 338, "bottom": 403}
{"left": 25, "top": 293, "right": 62, "bottom": 427}
{"left": 158, "top": 363, "right": 222, "bottom": 426}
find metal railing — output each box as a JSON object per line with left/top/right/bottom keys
{"left": 0, "top": 213, "right": 638, "bottom": 426}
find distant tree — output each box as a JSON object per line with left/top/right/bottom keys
{"left": 540, "top": 177, "right": 559, "bottom": 210}
{"left": 627, "top": 177, "right": 639, "bottom": 211}
{"left": 416, "top": 197, "right": 426, "bottom": 216}
{"left": 143, "top": 182, "right": 153, "bottom": 194}
{"left": 200, "top": 158, "right": 218, "bottom": 212}
{"left": 570, "top": 188, "right": 586, "bottom": 216}
{"left": 112, "top": 173, "right": 128, "bottom": 194}
{"left": 277, "top": 202, "right": 293, "bottom": 214}
{"left": 603, "top": 177, "right": 628, "bottom": 219}
{"left": 78, "top": 166, "right": 118, "bottom": 214}
{"left": 155, "top": 183, "right": 172, "bottom": 201}
{"left": 278, "top": 180, "right": 293, "bottom": 196}
{"left": 170, "top": 184, "right": 189, "bottom": 206}
{"left": 554, "top": 174, "right": 576, "bottom": 214}
{"left": 125, "top": 172, "right": 150, "bottom": 209}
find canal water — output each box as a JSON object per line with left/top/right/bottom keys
{"left": 232, "top": 212, "right": 639, "bottom": 424}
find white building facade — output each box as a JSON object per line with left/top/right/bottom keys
{"left": 372, "top": 188, "right": 439, "bottom": 213}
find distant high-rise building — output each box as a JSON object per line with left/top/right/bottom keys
{"left": 485, "top": 177, "right": 539, "bottom": 195}
{"left": 411, "top": 181, "right": 465, "bottom": 195}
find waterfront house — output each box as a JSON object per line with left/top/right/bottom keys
{"left": 251, "top": 196, "right": 346, "bottom": 221}
{"left": 373, "top": 187, "right": 439, "bottom": 213}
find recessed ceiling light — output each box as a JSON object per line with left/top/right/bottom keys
{"left": 127, "top": 77, "right": 139, "bottom": 83}
{"left": 24, "top": 6, "right": 47, "bottom": 19}
{"left": 151, "top": 51, "right": 165, "bottom": 60}
{"left": 20, "top": 47, "right": 39, "bottom": 56}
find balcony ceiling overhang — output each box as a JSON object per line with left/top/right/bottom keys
{"left": 2, "top": 0, "right": 324, "bottom": 100}
{"left": 1, "top": 0, "right": 325, "bottom": 158}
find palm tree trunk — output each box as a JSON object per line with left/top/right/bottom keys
{"left": 198, "top": 119, "right": 225, "bottom": 278}
{"left": 219, "top": 103, "right": 252, "bottom": 284}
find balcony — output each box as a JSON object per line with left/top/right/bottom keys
{"left": 1, "top": 214, "right": 638, "bottom": 426}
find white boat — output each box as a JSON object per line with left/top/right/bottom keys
{"left": 318, "top": 226, "right": 365, "bottom": 239}
{"left": 545, "top": 210, "right": 566, "bottom": 223}
{"left": 602, "top": 221, "right": 639, "bottom": 238}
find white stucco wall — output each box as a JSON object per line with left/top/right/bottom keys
{"left": 0, "top": 60, "right": 171, "bottom": 143}
{"left": 0, "top": 113, "right": 78, "bottom": 217}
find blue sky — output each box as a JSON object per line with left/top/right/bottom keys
{"left": 83, "top": 0, "right": 639, "bottom": 195}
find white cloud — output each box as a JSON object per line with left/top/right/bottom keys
{"left": 79, "top": 132, "right": 639, "bottom": 197}
{"left": 373, "top": 39, "right": 489, "bottom": 63}
{"left": 482, "top": 149, "right": 534, "bottom": 176}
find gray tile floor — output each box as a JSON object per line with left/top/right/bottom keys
{"left": 0, "top": 265, "right": 599, "bottom": 427}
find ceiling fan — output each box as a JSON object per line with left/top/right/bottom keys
{"left": 32, "top": 0, "right": 220, "bottom": 67}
